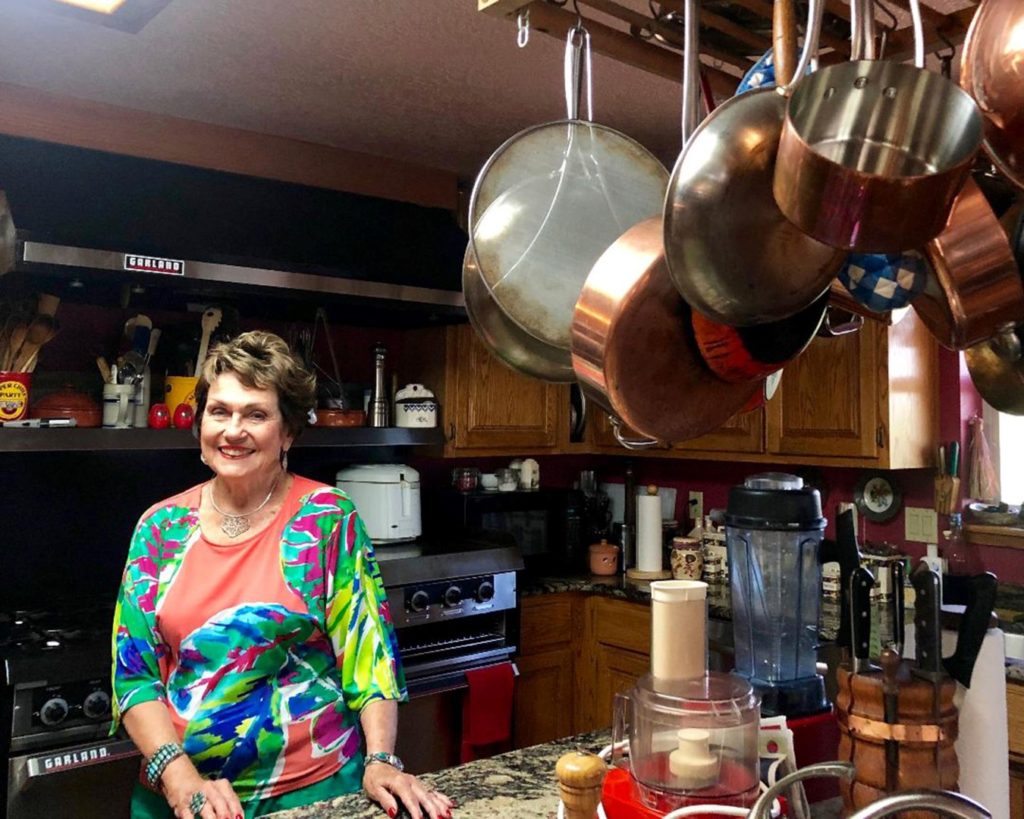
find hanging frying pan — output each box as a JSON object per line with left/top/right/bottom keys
{"left": 913, "top": 177, "right": 1024, "bottom": 350}
{"left": 663, "top": 0, "right": 844, "bottom": 327}
{"left": 772, "top": 0, "right": 982, "bottom": 253}
{"left": 462, "top": 245, "right": 575, "bottom": 382}
{"left": 960, "top": 0, "right": 1024, "bottom": 192}
{"left": 468, "top": 23, "right": 668, "bottom": 353}
{"left": 571, "top": 217, "right": 760, "bottom": 443}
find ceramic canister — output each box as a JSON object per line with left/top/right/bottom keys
{"left": 670, "top": 536, "right": 703, "bottom": 580}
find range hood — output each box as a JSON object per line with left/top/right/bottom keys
{"left": 0, "top": 135, "right": 467, "bottom": 318}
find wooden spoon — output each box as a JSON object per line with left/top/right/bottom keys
{"left": 194, "top": 307, "right": 222, "bottom": 374}
{"left": 12, "top": 314, "right": 59, "bottom": 372}
{"left": 3, "top": 322, "right": 28, "bottom": 371}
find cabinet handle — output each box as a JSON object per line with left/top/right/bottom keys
{"left": 447, "top": 422, "right": 456, "bottom": 441}
{"left": 876, "top": 424, "right": 886, "bottom": 448}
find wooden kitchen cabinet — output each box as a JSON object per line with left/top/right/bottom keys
{"left": 587, "top": 311, "right": 938, "bottom": 469}
{"left": 398, "top": 324, "right": 566, "bottom": 456}
{"left": 514, "top": 594, "right": 652, "bottom": 744}
{"left": 514, "top": 595, "right": 577, "bottom": 748}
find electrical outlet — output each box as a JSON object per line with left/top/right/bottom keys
{"left": 688, "top": 491, "right": 704, "bottom": 527}
{"left": 905, "top": 507, "right": 938, "bottom": 543}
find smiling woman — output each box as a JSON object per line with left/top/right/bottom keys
{"left": 111, "top": 331, "right": 453, "bottom": 819}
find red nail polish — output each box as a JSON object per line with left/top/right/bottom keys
{"left": 388, "top": 809, "right": 396, "bottom": 818}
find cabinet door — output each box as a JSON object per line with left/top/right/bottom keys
{"left": 767, "top": 323, "right": 881, "bottom": 458}
{"left": 674, "top": 407, "right": 766, "bottom": 454}
{"left": 587, "top": 644, "right": 651, "bottom": 732}
{"left": 512, "top": 646, "right": 576, "bottom": 749}
{"left": 447, "top": 325, "right": 560, "bottom": 451}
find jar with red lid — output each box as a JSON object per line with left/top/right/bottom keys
{"left": 452, "top": 467, "right": 480, "bottom": 493}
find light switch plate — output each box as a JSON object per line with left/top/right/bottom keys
{"left": 905, "top": 507, "right": 938, "bottom": 542}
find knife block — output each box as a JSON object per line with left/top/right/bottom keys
{"left": 836, "top": 662, "right": 959, "bottom": 818}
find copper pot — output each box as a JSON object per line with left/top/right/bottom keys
{"left": 960, "top": 0, "right": 1024, "bottom": 192}
{"left": 773, "top": 14, "right": 983, "bottom": 254}
{"left": 913, "top": 177, "right": 1024, "bottom": 350}
{"left": 570, "top": 218, "right": 758, "bottom": 444}
{"left": 31, "top": 386, "right": 101, "bottom": 427}
{"left": 965, "top": 327, "right": 1024, "bottom": 415}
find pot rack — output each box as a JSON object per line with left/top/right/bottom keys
{"left": 479, "top": 0, "right": 977, "bottom": 98}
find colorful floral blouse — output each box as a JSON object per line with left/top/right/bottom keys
{"left": 111, "top": 475, "right": 406, "bottom": 801}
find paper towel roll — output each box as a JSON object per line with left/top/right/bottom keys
{"left": 636, "top": 490, "right": 663, "bottom": 572}
{"left": 903, "top": 625, "right": 1009, "bottom": 819}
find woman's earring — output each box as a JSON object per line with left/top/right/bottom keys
{"left": 200, "top": 452, "right": 208, "bottom": 466}
{"left": 280, "top": 449, "right": 288, "bottom": 472}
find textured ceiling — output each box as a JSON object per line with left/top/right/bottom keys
{"left": 0, "top": 0, "right": 977, "bottom": 183}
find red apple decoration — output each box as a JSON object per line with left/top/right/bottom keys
{"left": 148, "top": 403, "right": 171, "bottom": 429}
{"left": 172, "top": 402, "right": 195, "bottom": 430}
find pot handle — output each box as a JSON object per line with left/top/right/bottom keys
{"left": 609, "top": 415, "right": 663, "bottom": 450}
{"left": 563, "top": 21, "right": 593, "bottom": 122}
{"left": 818, "top": 308, "right": 864, "bottom": 338}
{"left": 776, "top": 0, "right": 824, "bottom": 98}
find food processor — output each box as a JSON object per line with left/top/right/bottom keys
{"left": 605, "top": 581, "right": 762, "bottom": 817}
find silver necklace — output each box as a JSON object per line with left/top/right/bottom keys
{"left": 208, "top": 473, "right": 281, "bottom": 538}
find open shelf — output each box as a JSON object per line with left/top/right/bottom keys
{"left": 0, "top": 426, "right": 444, "bottom": 453}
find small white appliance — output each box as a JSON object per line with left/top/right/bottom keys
{"left": 336, "top": 464, "right": 422, "bottom": 543}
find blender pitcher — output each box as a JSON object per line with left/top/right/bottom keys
{"left": 726, "top": 473, "right": 828, "bottom": 717}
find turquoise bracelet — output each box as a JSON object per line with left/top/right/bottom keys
{"left": 144, "top": 742, "right": 184, "bottom": 789}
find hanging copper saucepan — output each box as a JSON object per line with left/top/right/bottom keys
{"left": 462, "top": 246, "right": 575, "bottom": 382}
{"left": 773, "top": 0, "right": 983, "bottom": 253}
{"left": 960, "top": 0, "right": 1024, "bottom": 193}
{"left": 663, "top": 0, "right": 844, "bottom": 326}
{"left": 966, "top": 327, "right": 1024, "bottom": 415}
{"left": 468, "top": 22, "right": 668, "bottom": 357}
{"left": 913, "top": 177, "right": 1024, "bottom": 350}
{"left": 571, "top": 217, "right": 759, "bottom": 443}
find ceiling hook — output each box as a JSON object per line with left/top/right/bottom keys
{"left": 516, "top": 7, "right": 530, "bottom": 48}
{"left": 935, "top": 31, "right": 956, "bottom": 61}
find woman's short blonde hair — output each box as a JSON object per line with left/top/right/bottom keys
{"left": 194, "top": 330, "right": 316, "bottom": 439}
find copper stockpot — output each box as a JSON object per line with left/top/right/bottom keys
{"left": 570, "top": 218, "right": 758, "bottom": 444}
{"left": 773, "top": 58, "right": 982, "bottom": 253}
{"left": 960, "top": 0, "right": 1024, "bottom": 192}
{"left": 913, "top": 178, "right": 1024, "bottom": 350}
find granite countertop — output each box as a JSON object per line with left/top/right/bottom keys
{"left": 266, "top": 730, "right": 610, "bottom": 818}
{"left": 266, "top": 730, "right": 843, "bottom": 819}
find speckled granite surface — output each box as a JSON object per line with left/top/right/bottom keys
{"left": 265, "top": 729, "right": 844, "bottom": 819}
{"left": 265, "top": 730, "right": 610, "bottom": 818}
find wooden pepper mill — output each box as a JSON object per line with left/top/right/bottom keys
{"left": 555, "top": 751, "right": 607, "bottom": 819}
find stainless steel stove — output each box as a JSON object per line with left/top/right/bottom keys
{"left": 1, "top": 602, "right": 140, "bottom": 819}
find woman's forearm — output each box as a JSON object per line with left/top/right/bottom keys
{"left": 122, "top": 700, "right": 182, "bottom": 757}
{"left": 360, "top": 698, "right": 399, "bottom": 755}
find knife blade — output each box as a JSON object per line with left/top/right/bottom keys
{"left": 911, "top": 563, "right": 944, "bottom": 681}
{"left": 831, "top": 509, "right": 862, "bottom": 653}
{"left": 944, "top": 572, "right": 998, "bottom": 688}
{"left": 890, "top": 559, "right": 906, "bottom": 656}
{"left": 849, "top": 565, "right": 876, "bottom": 673}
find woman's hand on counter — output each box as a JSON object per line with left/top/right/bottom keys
{"left": 161, "top": 755, "right": 244, "bottom": 819}
{"left": 363, "top": 764, "right": 454, "bottom": 819}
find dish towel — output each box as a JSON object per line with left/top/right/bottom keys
{"left": 459, "top": 662, "right": 516, "bottom": 763}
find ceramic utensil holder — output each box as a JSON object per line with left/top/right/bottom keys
{"left": 934, "top": 475, "right": 961, "bottom": 515}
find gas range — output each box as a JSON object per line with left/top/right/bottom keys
{"left": 1, "top": 602, "right": 116, "bottom": 757}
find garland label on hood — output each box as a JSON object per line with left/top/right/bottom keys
{"left": 123, "top": 255, "right": 185, "bottom": 275}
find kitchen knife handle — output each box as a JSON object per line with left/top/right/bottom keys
{"left": 911, "top": 563, "right": 943, "bottom": 676}
{"left": 850, "top": 566, "right": 874, "bottom": 663}
{"left": 944, "top": 572, "right": 998, "bottom": 689}
{"left": 835, "top": 509, "right": 861, "bottom": 651}
{"left": 890, "top": 560, "right": 905, "bottom": 653}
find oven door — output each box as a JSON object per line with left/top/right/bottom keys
{"left": 7, "top": 737, "right": 140, "bottom": 819}
{"left": 396, "top": 651, "right": 517, "bottom": 776}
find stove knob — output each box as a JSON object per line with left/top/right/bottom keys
{"left": 475, "top": 581, "right": 495, "bottom": 603}
{"left": 409, "top": 590, "right": 430, "bottom": 613}
{"left": 83, "top": 690, "right": 111, "bottom": 719}
{"left": 443, "top": 586, "right": 462, "bottom": 608}
{"left": 40, "top": 697, "right": 69, "bottom": 726}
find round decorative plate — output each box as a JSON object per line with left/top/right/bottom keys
{"left": 853, "top": 472, "right": 902, "bottom": 523}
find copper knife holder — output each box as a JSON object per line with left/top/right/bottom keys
{"left": 836, "top": 661, "right": 959, "bottom": 818}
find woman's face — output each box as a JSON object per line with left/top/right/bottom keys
{"left": 199, "top": 372, "right": 294, "bottom": 486}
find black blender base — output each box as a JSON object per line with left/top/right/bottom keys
{"left": 752, "top": 675, "right": 830, "bottom": 718}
